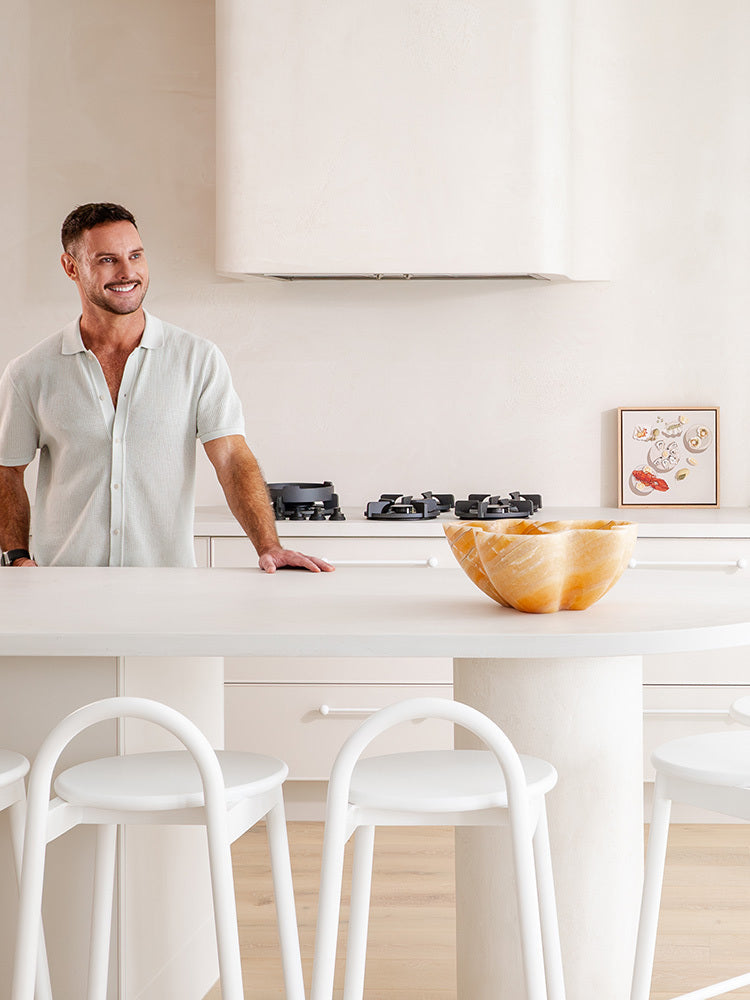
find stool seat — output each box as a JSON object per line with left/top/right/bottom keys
{"left": 651, "top": 731, "right": 750, "bottom": 788}
{"left": 55, "top": 750, "right": 288, "bottom": 811}
{"left": 350, "top": 750, "right": 557, "bottom": 812}
{"left": 0, "top": 750, "right": 29, "bottom": 788}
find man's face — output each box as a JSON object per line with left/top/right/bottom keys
{"left": 62, "top": 220, "right": 149, "bottom": 316}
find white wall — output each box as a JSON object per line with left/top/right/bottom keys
{"left": 2, "top": 0, "right": 749, "bottom": 510}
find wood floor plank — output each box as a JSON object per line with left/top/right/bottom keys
{"left": 203, "top": 822, "right": 750, "bottom": 999}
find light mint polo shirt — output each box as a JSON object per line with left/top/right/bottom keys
{"left": 0, "top": 312, "right": 245, "bottom": 566}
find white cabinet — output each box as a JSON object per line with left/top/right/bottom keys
{"left": 211, "top": 534, "right": 453, "bottom": 568}
{"left": 194, "top": 536, "right": 210, "bottom": 567}
{"left": 634, "top": 537, "right": 750, "bottom": 685}
{"left": 633, "top": 535, "right": 750, "bottom": 815}
{"left": 213, "top": 532, "right": 453, "bottom": 814}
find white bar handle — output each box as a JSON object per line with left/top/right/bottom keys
{"left": 319, "top": 704, "right": 377, "bottom": 717}
{"left": 321, "top": 557, "right": 439, "bottom": 567}
{"left": 643, "top": 709, "right": 731, "bottom": 718}
{"left": 629, "top": 558, "right": 747, "bottom": 570}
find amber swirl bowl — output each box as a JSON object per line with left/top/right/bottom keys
{"left": 443, "top": 519, "right": 637, "bottom": 614}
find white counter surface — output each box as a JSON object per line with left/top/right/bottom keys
{"left": 3, "top": 563, "right": 750, "bottom": 658}
{"left": 195, "top": 505, "right": 750, "bottom": 538}
{"left": 4, "top": 561, "right": 749, "bottom": 1000}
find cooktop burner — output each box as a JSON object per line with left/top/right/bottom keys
{"left": 453, "top": 492, "right": 543, "bottom": 520}
{"left": 268, "top": 482, "right": 345, "bottom": 521}
{"left": 365, "top": 492, "right": 455, "bottom": 521}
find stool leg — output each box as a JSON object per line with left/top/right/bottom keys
{"left": 343, "top": 825, "right": 375, "bottom": 1000}
{"left": 311, "top": 813, "right": 350, "bottom": 1000}
{"left": 12, "top": 800, "right": 51, "bottom": 1000}
{"left": 509, "top": 806, "right": 547, "bottom": 1000}
{"left": 265, "top": 798, "right": 305, "bottom": 1000}
{"left": 8, "top": 799, "right": 54, "bottom": 1000}
{"left": 204, "top": 809, "right": 244, "bottom": 1000}
{"left": 87, "top": 824, "right": 117, "bottom": 1000}
{"left": 532, "top": 801, "right": 566, "bottom": 1000}
{"left": 630, "top": 775, "right": 672, "bottom": 1000}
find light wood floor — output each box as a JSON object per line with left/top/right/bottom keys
{"left": 206, "top": 822, "right": 750, "bottom": 999}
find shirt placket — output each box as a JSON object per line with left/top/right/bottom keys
{"left": 84, "top": 348, "right": 144, "bottom": 566}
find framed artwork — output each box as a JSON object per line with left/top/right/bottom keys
{"left": 618, "top": 407, "right": 719, "bottom": 508}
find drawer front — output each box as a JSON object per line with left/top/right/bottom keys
{"left": 225, "top": 656, "right": 453, "bottom": 684}
{"left": 643, "top": 684, "right": 749, "bottom": 780}
{"left": 225, "top": 682, "right": 454, "bottom": 779}
{"left": 211, "top": 535, "right": 454, "bottom": 569}
{"left": 631, "top": 536, "right": 750, "bottom": 568}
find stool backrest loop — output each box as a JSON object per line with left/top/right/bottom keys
{"left": 326, "top": 697, "right": 531, "bottom": 823}
{"left": 25, "top": 697, "right": 226, "bottom": 834}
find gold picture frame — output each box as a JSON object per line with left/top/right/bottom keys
{"left": 618, "top": 407, "right": 719, "bottom": 508}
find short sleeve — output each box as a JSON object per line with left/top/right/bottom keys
{"left": 195, "top": 344, "right": 246, "bottom": 444}
{"left": 0, "top": 364, "right": 39, "bottom": 466}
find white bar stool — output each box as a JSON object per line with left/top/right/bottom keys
{"left": 0, "top": 751, "right": 52, "bottom": 1000}
{"left": 310, "top": 697, "right": 565, "bottom": 1000}
{"left": 12, "top": 697, "right": 305, "bottom": 1000}
{"left": 631, "top": 697, "right": 750, "bottom": 1000}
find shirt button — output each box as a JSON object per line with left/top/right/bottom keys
{"left": 113, "top": 483, "right": 120, "bottom": 490}
{"left": 112, "top": 529, "right": 120, "bottom": 536}
{"left": 114, "top": 438, "right": 121, "bottom": 444}
{"left": 99, "top": 394, "right": 104, "bottom": 400}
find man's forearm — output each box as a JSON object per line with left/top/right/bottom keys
{"left": 0, "top": 465, "right": 31, "bottom": 551}
{"left": 211, "top": 443, "right": 280, "bottom": 555}
{"left": 204, "top": 436, "right": 333, "bottom": 574}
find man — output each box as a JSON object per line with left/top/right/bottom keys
{"left": 0, "top": 203, "right": 333, "bottom": 571}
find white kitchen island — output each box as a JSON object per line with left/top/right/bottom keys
{"left": 2, "top": 564, "right": 750, "bottom": 1000}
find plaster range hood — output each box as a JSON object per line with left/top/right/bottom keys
{"left": 215, "top": 0, "right": 604, "bottom": 282}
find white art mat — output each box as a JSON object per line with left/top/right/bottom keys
{"left": 619, "top": 408, "right": 719, "bottom": 507}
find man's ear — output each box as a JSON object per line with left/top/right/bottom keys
{"left": 60, "top": 252, "right": 78, "bottom": 280}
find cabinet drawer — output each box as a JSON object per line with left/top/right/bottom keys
{"left": 224, "top": 656, "right": 453, "bottom": 684}
{"left": 225, "top": 682, "right": 453, "bottom": 779}
{"left": 631, "top": 536, "right": 750, "bottom": 569}
{"left": 211, "top": 535, "right": 453, "bottom": 569}
{"left": 643, "top": 685, "right": 749, "bottom": 780}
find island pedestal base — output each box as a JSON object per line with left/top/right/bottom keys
{"left": 454, "top": 655, "right": 643, "bottom": 1000}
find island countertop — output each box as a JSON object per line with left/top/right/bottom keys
{"left": 2, "top": 563, "right": 750, "bottom": 659}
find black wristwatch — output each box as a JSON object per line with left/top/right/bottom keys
{"left": 1, "top": 549, "right": 32, "bottom": 566}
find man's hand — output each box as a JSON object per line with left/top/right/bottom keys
{"left": 11, "top": 557, "right": 37, "bottom": 567}
{"left": 258, "top": 546, "right": 335, "bottom": 574}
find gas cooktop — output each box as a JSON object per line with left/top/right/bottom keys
{"left": 453, "top": 492, "right": 543, "bottom": 520}
{"left": 363, "top": 491, "right": 543, "bottom": 521}
{"left": 268, "top": 483, "right": 542, "bottom": 522}
{"left": 268, "top": 482, "right": 345, "bottom": 521}
{"left": 364, "top": 492, "right": 455, "bottom": 521}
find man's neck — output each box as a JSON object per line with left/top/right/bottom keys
{"left": 79, "top": 308, "right": 146, "bottom": 354}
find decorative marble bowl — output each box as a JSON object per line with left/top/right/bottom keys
{"left": 443, "top": 519, "right": 637, "bottom": 613}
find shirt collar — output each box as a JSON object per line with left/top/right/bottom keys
{"left": 60, "top": 310, "right": 164, "bottom": 355}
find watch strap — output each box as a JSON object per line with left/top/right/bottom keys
{"left": 2, "top": 549, "right": 32, "bottom": 565}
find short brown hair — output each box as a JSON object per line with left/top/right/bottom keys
{"left": 61, "top": 203, "right": 138, "bottom": 254}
